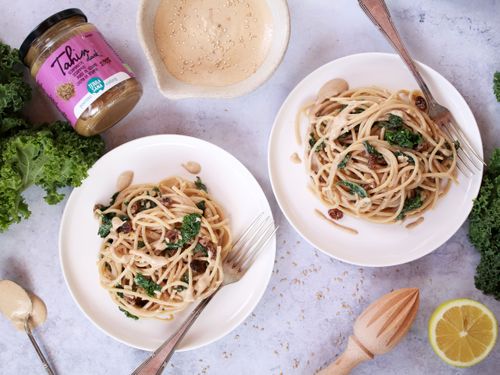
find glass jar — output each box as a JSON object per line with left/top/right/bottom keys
{"left": 19, "top": 8, "right": 143, "bottom": 136}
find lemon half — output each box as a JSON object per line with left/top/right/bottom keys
{"left": 428, "top": 298, "right": 498, "bottom": 367}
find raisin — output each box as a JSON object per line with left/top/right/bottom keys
{"left": 328, "top": 208, "right": 344, "bottom": 220}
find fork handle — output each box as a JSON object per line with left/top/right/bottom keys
{"left": 358, "top": 0, "right": 434, "bottom": 101}
{"left": 131, "top": 292, "right": 217, "bottom": 375}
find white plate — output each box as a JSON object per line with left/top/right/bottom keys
{"left": 268, "top": 52, "right": 483, "bottom": 267}
{"left": 59, "top": 135, "right": 275, "bottom": 351}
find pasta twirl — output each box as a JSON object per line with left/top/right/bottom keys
{"left": 94, "top": 176, "right": 231, "bottom": 320}
{"left": 301, "top": 81, "right": 457, "bottom": 224}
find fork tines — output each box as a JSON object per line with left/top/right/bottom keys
{"left": 441, "top": 120, "right": 485, "bottom": 177}
{"left": 226, "top": 214, "right": 277, "bottom": 271}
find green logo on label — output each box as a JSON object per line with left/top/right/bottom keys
{"left": 87, "top": 77, "right": 105, "bottom": 94}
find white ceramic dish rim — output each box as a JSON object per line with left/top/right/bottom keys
{"left": 137, "top": 0, "right": 291, "bottom": 99}
{"left": 268, "top": 52, "right": 484, "bottom": 267}
{"left": 58, "top": 134, "right": 276, "bottom": 351}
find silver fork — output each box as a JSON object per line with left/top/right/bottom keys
{"left": 359, "top": 0, "right": 485, "bottom": 176}
{"left": 131, "top": 214, "right": 277, "bottom": 375}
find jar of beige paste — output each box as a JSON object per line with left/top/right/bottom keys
{"left": 19, "top": 8, "right": 142, "bottom": 136}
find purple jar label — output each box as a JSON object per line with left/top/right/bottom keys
{"left": 35, "top": 30, "right": 134, "bottom": 126}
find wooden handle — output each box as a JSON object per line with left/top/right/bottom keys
{"left": 317, "top": 336, "right": 373, "bottom": 375}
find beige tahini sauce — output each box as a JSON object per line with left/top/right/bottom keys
{"left": 182, "top": 161, "right": 202, "bottom": 174}
{"left": 116, "top": 170, "right": 134, "bottom": 191}
{"left": 154, "top": 0, "right": 273, "bottom": 86}
{"left": 0, "top": 280, "right": 47, "bottom": 331}
{"left": 290, "top": 152, "right": 301, "bottom": 164}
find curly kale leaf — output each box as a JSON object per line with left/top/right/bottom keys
{"left": 0, "top": 122, "right": 104, "bottom": 231}
{"left": 174, "top": 272, "right": 190, "bottom": 292}
{"left": 119, "top": 306, "right": 139, "bottom": 320}
{"left": 0, "top": 158, "right": 29, "bottom": 229}
{"left": 97, "top": 212, "right": 116, "bottom": 238}
{"left": 337, "top": 153, "right": 351, "bottom": 169}
{"left": 134, "top": 273, "right": 161, "bottom": 297}
{"left": 338, "top": 180, "right": 367, "bottom": 198}
{"left": 375, "top": 113, "right": 404, "bottom": 130}
{"left": 194, "top": 176, "right": 207, "bottom": 192}
{"left": 468, "top": 149, "right": 500, "bottom": 299}
{"left": 0, "top": 42, "right": 31, "bottom": 134}
{"left": 397, "top": 191, "right": 423, "bottom": 220}
{"left": 0, "top": 41, "right": 105, "bottom": 232}
{"left": 393, "top": 151, "right": 415, "bottom": 165}
{"left": 39, "top": 121, "right": 104, "bottom": 204}
{"left": 385, "top": 128, "right": 422, "bottom": 149}
{"left": 309, "top": 132, "right": 326, "bottom": 152}
{"left": 474, "top": 249, "right": 500, "bottom": 300}
{"left": 165, "top": 213, "right": 202, "bottom": 249}
{"left": 494, "top": 72, "right": 500, "bottom": 102}
{"left": 196, "top": 200, "right": 206, "bottom": 213}
{"left": 376, "top": 113, "right": 422, "bottom": 149}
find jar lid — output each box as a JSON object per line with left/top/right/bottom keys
{"left": 19, "top": 8, "right": 87, "bottom": 65}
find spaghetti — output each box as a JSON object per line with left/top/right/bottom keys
{"left": 301, "top": 79, "right": 457, "bottom": 224}
{"left": 94, "top": 176, "right": 231, "bottom": 320}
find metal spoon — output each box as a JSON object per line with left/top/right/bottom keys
{"left": 23, "top": 317, "right": 56, "bottom": 375}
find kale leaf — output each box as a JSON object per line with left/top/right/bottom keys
{"left": 363, "top": 141, "right": 379, "bottom": 156}
{"left": 97, "top": 192, "right": 119, "bottom": 212}
{"left": 393, "top": 151, "right": 415, "bottom": 165}
{"left": 179, "top": 213, "right": 202, "bottom": 244}
{"left": 134, "top": 273, "right": 161, "bottom": 297}
{"left": 195, "top": 176, "right": 207, "bottom": 192}
{"left": 0, "top": 42, "right": 31, "bottom": 135}
{"left": 363, "top": 141, "right": 386, "bottom": 166}
{"left": 119, "top": 307, "right": 139, "bottom": 320}
{"left": 174, "top": 272, "right": 190, "bottom": 292}
{"left": 165, "top": 213, "right": 202, "bottom": 249}
{"left": 308, "top": 132, "right": 316, "bottom": 148}
{"left": 384, "top": 128, "right": 422, "bottom": 149}
{"left": 115, "top": 285, "right": 124, "bottom": 298}
{"left": 338, "top": 180, "right": 368, "bottom": 198}
{"left": 338, "top": 154, "right": 351, "bottom": 169}
{"left": 375, "top": 113, "right": 404, "bottom": 130}
{"left": 494, "top": 72, "right": 500, "bottom": 102}
{"left": 316, "top": 141, "right": 326, "bottom": 152}
{"left": 97, "top": 212, "right": 116, "bottom": 238}
{"left": 108, "top": 192, "right": 119, "bottom": 206}
{"left": 194, "top": 243, "right": 208, "bottom": 257}
{"left": 468, "top": 148, "right": 500, "bottom": 299}
{"left": 0, "top": 41, "right": 104, "bottom": 232}
{"left": 375, "top": 114, "right": 423, "bottom": 149}
{"left": 196, "top": 200, "right": 206, "bottom": 213}
{"left": 397, "top": 191, "right": 423, "bottom": 220}
{"left": 309, "top": 132, "right": 325, "bottom": 152}
{"left": 135, "top": 199, "right": 157, "bottom": 213}
{"left": 351, "top": 107, "right": 365, "bottom": 114}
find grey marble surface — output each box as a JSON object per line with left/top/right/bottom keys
{"left": 0, "top": 0, "right": 499, "bottom": 374}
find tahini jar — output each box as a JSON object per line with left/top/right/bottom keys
{"left": 19, "top": 8, "right": 142, "bottom": 136}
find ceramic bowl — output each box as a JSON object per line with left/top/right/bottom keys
{"left": 137, "top": 0, "right": 290, "bottom": 99}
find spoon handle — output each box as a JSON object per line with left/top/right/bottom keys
{"left": 317, "top": 336, "right": 373, "bottom": 375}
{"left": 24, "top": 320, "right": 56, "bottom": 375}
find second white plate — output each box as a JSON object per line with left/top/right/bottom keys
{"left": 59, "top": 135, "right": 275, "bottom": 351}
{"left": 268, "top": 52, "right": 483, "bottom": 267}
